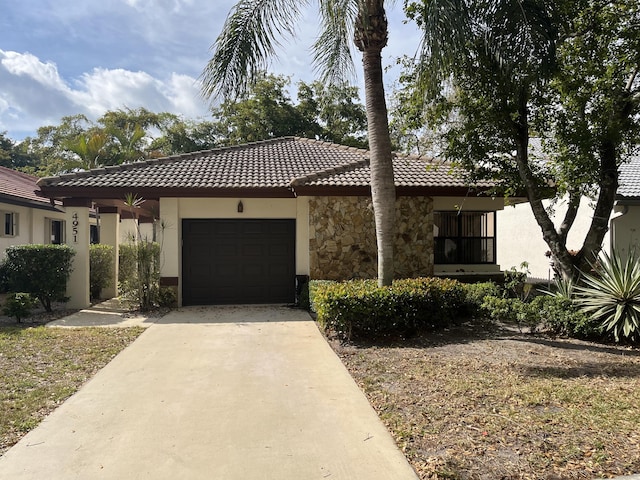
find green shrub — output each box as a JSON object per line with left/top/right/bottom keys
{"left": 480, "top": 295, "right": 516, "bottom": 322}
{"left": 2, "top": 293, "right": 36, "bottom": 323}
{"left": 118, "top": 242, "right": 161, "bottom": 311}
{"left": 3, "top": 245, "right": 75, "bottom": 312}
{"left": 314, "top": 277, "right": 466, "bottom": 339}
{"left": 462, "top": 282, "right": 501, "bottom": 312}
{"left": 308, "top": 280, "right": 336, "bottom": 313}
{"left": 118, "top": 243, "right": 137, "bottom": 286}
{"left": 0, "top": 261, "right": 9, "bottom": 294}
{"left": 479, "top": 295, "right": 541, "bottom": 331}
{"left": 531, "top": 295, "right": 602, "bottom": 339}
{"left": 158, "top": 287, "right": 177, "bottom": 308}
{"left": 89, "top": 244, "right": 114, "bottom": 300}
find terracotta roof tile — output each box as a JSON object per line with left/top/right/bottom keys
{"left": 0, "top": 166, "right": 54, "bottom": 207}
{"left": 37, "top": 137, "right": 492, "bottom": 194}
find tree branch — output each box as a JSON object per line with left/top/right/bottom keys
{"left": 558, "top": 191, "right": 580, "bottom": 245}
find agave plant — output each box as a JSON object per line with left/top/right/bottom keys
{"left": 574, "top": 249, "right": 640, "bottom": 342}
{"left": 543, "top": 276, "right": 576, "bottom": 300}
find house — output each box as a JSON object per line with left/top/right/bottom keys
{"left": 497, "top": 155, "right": 640, "bottom": 281}
{"left": 36, "top": 137, "right": 507, "bottom": 308}
{"left": 0, "top": 166, "right": 70, "bottom": 257}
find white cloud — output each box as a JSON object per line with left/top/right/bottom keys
{"left": 0, "top": 50, "right": 210, "bottom": 139}
{"left": 1, "top": 51, "right": 69, "bottom": 91}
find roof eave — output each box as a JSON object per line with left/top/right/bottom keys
{"left": 37, "top": 185, "right": 297, "bottom": 200}
{"left": 0, "top": 194, "right": 63, "bottom": 212}
{"left": 616, "top": 195, "right": 640, "bottom": 205}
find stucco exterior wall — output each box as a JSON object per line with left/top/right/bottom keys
{"left": 610, "top": 205, "right": 640, "bottom": 259}
{"left": 308, "top": 196, "right": 434, "bottom": 280}
{"left": 0, "top": 202, "right": 67, "bottom": 259}
{"left": 119, "top": 218, "right": 154, "bottom": 243}
{"left": 497, "top": 196, "right": 611, "bottom": 280}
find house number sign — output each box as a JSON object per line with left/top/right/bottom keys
{"left": 72, "top": 212, "right": 79, "bottom": 243}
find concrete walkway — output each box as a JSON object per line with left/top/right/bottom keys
{"left": 0, "top": 305, "right": 418, "bottom": 480}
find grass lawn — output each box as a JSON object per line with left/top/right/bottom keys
{"left": 330, "top": 322, "right": 640, "bottom": 480}
{"left": 0, "top": 325, "right": 144, "bottom": 455}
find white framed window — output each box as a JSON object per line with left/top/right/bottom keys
{"left": 45, "top": 218, "right": 66, "bottom": 244}
{"left": 1, "top": 211, "right": 18, "bottom": 237}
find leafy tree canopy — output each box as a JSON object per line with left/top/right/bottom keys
{"left": 394, "top": 0, "right": 640, "bottom": 280}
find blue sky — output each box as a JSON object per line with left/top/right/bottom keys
{"left": 0, "top": 1, "right": 422, "bottom": 141}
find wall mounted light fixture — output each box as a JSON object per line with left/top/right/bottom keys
{"left": 237, "top": 200, "right": 244, "bottom": 213}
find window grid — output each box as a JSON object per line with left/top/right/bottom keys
{"left": 434, "top": 211, "right": 496, "bottom": 264}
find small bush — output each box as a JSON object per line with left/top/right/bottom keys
{"left": 118, "top": 243, "right": 137, "bottom": 287}
{"left": 2, "top": 293, "right": 36, "bottom": 323}
{"left": 158, "top": 287, "right": 177, "bottom": 308}
{"left": 0, "top": 261, "right": 9, "bottom": 294}
{"left": 463, "top": 282, "right": 501, "bottom": 312}
{"left": 89, "top": 244, "right": 114, "bottom": 300}
{"left": 314, "top": 277, "right": 466, "bottom": 339}
{"left": 118, "top": 242, "right": 161, "bottom": 311}
{"left": 479, "top": 295, "right": 542, "bottom": 331}
{"left": 531, "top": 295, "right": 602, "bottom": 339}
{"left": 308, "top": 280, "right": 335, "bottom": 313}
{"left": 3, "top": 245, "right": 75, "bottom": 312}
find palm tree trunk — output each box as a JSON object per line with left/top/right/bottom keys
{"left": 363, "top": 50, "right": 395, "bottom": 286}
{"left": 356, "top": 1, "right": 395, "bottom": 287}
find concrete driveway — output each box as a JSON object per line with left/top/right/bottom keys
{"left": 0, "top": 305, "right": 418, "bottom": 480}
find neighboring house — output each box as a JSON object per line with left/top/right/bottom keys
{"left": 497, "top": 155, "right": 640, "bottom": 281}
{"left": 0, "top": 166, "right": 69, "bottom": 258}
{"left": 37, "top": 137, "right": 508, "bottom": 308}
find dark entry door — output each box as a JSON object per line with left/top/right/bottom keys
{"left": 182, "top": 219, "right": 296, "bottom": 305}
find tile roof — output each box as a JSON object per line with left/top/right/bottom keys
{"left": 0, "top": 165, "right": 59, "bottom": 209}
{"left": 37, "top": 137, "right": 491, "bottom": 196}
{"left": 618, "top": 154, "right": 640, "bottom": 199}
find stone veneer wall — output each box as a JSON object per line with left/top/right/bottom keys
{"left": 309, "top": 196, "right": 434, "bottom": 280}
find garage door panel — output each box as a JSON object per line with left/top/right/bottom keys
{"left": 241, "top": 243, "right": 265, "bottom": 256}
{"left": 268, "top": 244, "right": 291, "bottom": 256}
{"left": 242, "top": 223, "right": 266, "bottom": 235}
{"left": 217, "top": 243, "right": 240, "bottom": 256}
{"left": 182, "top": 219, "right": 295, "bottom": 305}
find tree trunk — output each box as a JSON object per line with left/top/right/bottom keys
{"left": 511, "top": 88, "right": 576, "bottom": 280}
{"left": 575, "top": 140, "right": 618, "bottom": 273}
{"left": 355, "top": 1, "right": 395, "bottom": 287}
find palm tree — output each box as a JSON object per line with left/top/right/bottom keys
{"left": 64, "top": 131, "right": 109, "bottom": 170}
{"left": 200, "top": 0, "right": 396, "bottom": 286}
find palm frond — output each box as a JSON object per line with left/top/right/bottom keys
{"left": 482, "top": 0, "right": 558, "bottom": 83}
{"left": 314, "top": 0, "right": 359, "bottom": 84}
{"left": 413, "top": 0, "right": 557, "bottom": 95}
{"left": 413, "top": 0, "right": 472, "bottom": 95}
{"left": 200, "top": 0, "right": 309, "bottom": 101}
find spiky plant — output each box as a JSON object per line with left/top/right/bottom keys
{"left": 543, "top": 276, "right": 576, "bottom": 300}
{"left": 575, "top": 249, "right": 640, "bottom": 342}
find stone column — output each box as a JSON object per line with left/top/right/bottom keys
{"left": 99, "top": 206, "right": 120, "bottom": 299}
{"left": 63, "top": 198, "right": 91, "bottom": 309}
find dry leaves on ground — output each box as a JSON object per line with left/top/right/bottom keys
{"left": 331, "top": 323, "right": 640, "bottom": 480}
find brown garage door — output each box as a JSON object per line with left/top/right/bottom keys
{"left": 182, "top": 219, "right": 296, "bottom": 305}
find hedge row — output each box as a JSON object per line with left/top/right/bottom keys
{"left": 313, "top": 277, "right": 469, "bottom": 339}
{"left": 1, "top": 245, "right": 75, "bottom": 312}
{"left": 479, "top": 294, "right": 604, "bottom": 339}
